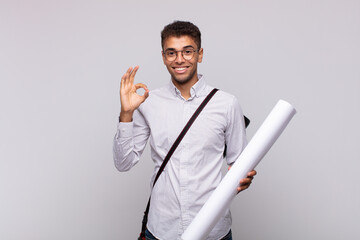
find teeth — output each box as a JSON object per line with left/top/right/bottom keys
{"left": 175, "top": 68, "right": 186, "bottom": 70}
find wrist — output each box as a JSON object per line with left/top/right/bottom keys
{"left": 119, "top": 111, "right": 134, "bottom": 122}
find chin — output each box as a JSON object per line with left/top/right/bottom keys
{"left": 173, "top": 75, "right": 192, "bottom": 84}
{"left": 171, "top": 70, "right": 197, "bottom": 85}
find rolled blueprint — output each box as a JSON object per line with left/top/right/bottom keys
{"left": 181, "top": 99, "right": 296, "bottom": 240}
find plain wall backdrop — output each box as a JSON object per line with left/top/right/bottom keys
{"left": 1, "top": 0, "right": 359, "bottom": 239}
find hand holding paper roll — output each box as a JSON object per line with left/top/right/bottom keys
{"left": 236, "top": 169, "right": 257, "bottom": 193}
{"left": 181, "top": 99, "right": 296, "bottom": 240}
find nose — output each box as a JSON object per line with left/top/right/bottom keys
{"left": 175, "top": 51, "right": 185, "bottom": 63}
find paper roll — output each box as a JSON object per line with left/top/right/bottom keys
{"left": 181, "top": 99, "right": 296, "bottom": 240}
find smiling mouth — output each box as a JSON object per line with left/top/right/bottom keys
{"left": 173, "top": 66, "right": 189, "bottom": 73}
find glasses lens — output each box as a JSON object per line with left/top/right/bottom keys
{"left": 165, "top": 50, "right": 176, "bottom": 61}
{"left": 183, "top": 49, "right": 194, "bottom": 60}
{"left": 164, "top": 49, "right": 197, "bottom": 61}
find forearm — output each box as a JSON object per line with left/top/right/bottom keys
{"left": 113, "top": 110, "right": 150, "bottom": 171}
{"left": 113, "top": 122, "right": 139, "bottom": 171}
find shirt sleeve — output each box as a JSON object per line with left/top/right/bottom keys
{"left": 113, "top": 109, "right": 150, "bottom": 172}
{"left": 224, "top": 96, "right": 248, "bottom": 165}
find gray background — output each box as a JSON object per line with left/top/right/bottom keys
{"left": 1, "top": 0, "right": 359, "bottom": 239}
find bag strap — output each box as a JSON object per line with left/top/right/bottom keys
{"left": 139, "top": 88, "right": 219, "bottom": 238}
{"left": 153, "top": 88, "right": 219, "bottom": 186}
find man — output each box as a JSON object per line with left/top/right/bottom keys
{"left": 113, "top": 21, "right": 256, "bottom": 240}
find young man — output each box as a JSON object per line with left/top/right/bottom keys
{"left": 113, "top": 21, "right": 256, "bottom": 240}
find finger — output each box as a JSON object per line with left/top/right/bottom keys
{"left": 135, "top": 83, "right": 148, "bottom": 90}
{"left": 238, "top": 179, "right": 253, "bottom": 191}
{"left": 247, "top": 170, "right": 257, "bottom": 177}
{"left": 239, "top": 178, "right": 252, "bottom": 185}
{"left": 129, "top": 65, "right": 139, "bottom": 83}
{"left": 121, "top": 72, "right": 128, "bottom": 88}
{"left": 123, "top": 67, "right": 133, "bottom": 85}
{"left": 237, "top": 184, "right": 250, "bottom": 192}
{"left": 135, "top": 83, "right": 150, "bottom": 100}
{"left": 246, "top": 175, "right": 254, "bottom": 180}
{"left": 143, "top": 89, "right": 149, "bottom": 99}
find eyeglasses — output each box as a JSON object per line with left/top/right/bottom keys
{"left": 163, "top": 48, "right": 199, "bottom": 61}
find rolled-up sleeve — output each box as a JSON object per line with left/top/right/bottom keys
{"left": 113, "top": 109, "right": 150, "bottom": 172}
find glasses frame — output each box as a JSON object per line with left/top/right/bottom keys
{"left": 163, "top": 48, "right": 199, "bottom": 62}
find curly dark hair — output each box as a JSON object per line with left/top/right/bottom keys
{"left": 161, "top": 20, "right": 201, "bottom": 50}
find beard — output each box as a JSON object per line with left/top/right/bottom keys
{"left": 170, "top": 65, "right": 198, "bottom": 85}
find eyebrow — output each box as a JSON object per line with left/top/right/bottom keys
{"left": 164, "top": 45, "right": 195, "bottom": 51}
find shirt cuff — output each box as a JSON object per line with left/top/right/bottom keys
{"left": 117, "top": 122, "right": 133, "bottom": 138}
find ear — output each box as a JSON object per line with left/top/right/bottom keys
{"left": 197, "top": 48, "right": 203, "bottom": 63}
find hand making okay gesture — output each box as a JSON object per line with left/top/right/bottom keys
{"left": 119, "top": 66, "right": 149, "bottom": 122}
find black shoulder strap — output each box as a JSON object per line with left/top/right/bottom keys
{"left": 153, "top": 88, "right": 218, "bottom": 186}
{"left": 139, "top": 88, "right": 218, "bottom": 239}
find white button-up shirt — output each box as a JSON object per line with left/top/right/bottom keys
{"left": 113, "top": 75, "right": 247, "bottom": 240}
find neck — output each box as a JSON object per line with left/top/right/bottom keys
{"left": 172, "top": 75, "right": 199, "bottom": 100}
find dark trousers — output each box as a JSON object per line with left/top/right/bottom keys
{"left": 145, "top": 228, "right": 232, "bottom": 240}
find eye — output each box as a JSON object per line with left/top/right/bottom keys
{"left": 166, "top": 51, "right": 175, "bottom": 56}
{"left": 184, "top": 50, "right": 192, "bottom": 55}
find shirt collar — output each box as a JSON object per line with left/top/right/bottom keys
{"left": 168, "top": 74, "right": 207, "bottom": 99}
